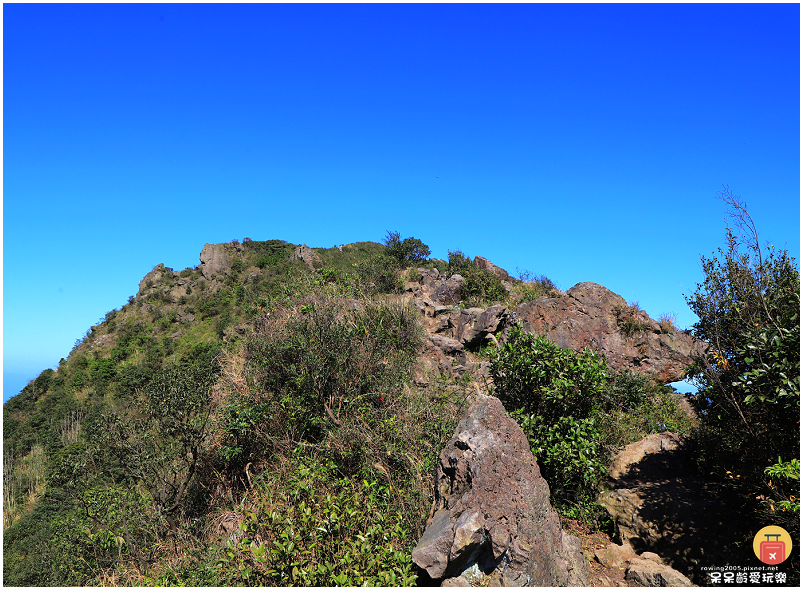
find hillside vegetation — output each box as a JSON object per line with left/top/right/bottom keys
{"left": 4, "top": 217, "right": 798, "bottom": 585}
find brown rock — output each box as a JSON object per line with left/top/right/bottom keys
{"left": 412, "top": 394, "right": 589, "bottom": 586}
{"left": 595, "top": 542, "right": 638, "bottom": 569}
{"left": 474, "top": 256, "right": 510, "bottom": 280}
{"left": 625, "top": 557, "right": 694, "bottom": 587}
{"left": 513, "top": 282, "right": 706, "bottom": 383}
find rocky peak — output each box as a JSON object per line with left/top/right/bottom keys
{"left": 138, "top": 263, "right": 175, "bottom": 296}
{"left": 513, "top": 282, "right": 706, "bottom": 382}
{"left": 199, "top": 243, "right": 233, "bottom": 280}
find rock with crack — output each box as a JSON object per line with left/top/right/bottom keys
{"left": 412, "top": 394, "right": 589, "bottom": 586}
{"left": 199, "top": 243, "right": 232, "bottom": 280}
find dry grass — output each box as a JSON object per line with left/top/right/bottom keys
{"left": 658, "top": 312, "right": 678, "bottom": 334}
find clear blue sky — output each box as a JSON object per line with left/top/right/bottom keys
{"left": 4, "top": 3, "right": 800, "bottom": 402}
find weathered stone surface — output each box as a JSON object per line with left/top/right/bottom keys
{"left": 289, "top": 244, "right": 323, "bottom": 270}
{"left": 474, "top": 256, "right": 510, "bottom": 280}
{"left": 413, "top": 508, "right": 455, "bottom": 580}
{"left": 513, "top": 282, "right": 706, "bottom": 383}
{"left": 599, "top": 432, "right": 728, "bottom": 584}
{"left": 429, "top": 335, "right": 467, "bottom": 366}
{"left": 412, "top": 394, "right": 589, "bottom": 586}
{"left": 431, "top": 275, "right": 464, "bottom": 305}
{"left": 200, "top": 243, "right": 231, "bottom": 280}
{"left": 625, "top": 557, "right": 694, "bottom": 587}
{"left": 595, "top": 542, "right": 638, "bottom": 569}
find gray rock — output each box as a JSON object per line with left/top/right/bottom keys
{"left": 625, "top": 557, "right": 694, "bottom": 587}
{"left": 413, "top": 509, "right": 455, "bottom": 580}
{"left": 289, "top": 244, "right": 322, "bottom": 270}
{"left": 200, "top": 243, "right": 231, "bottom": 280}
{"left": 431, "top": 276, "right": 463, "bottom": 305}
{"left": 138, "top": 263, "right": 174, "bottom": 295}
{"left": 412, "top": 394, "right": 589, "bottom": 586}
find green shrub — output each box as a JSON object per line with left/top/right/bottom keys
{"left": 383, "top": 231, "right": 430, "bottom": 265}
{"left": 490, "top": 329, "right": 608, "bottom": 506}
{"left": 613, "top": 301, "right": 651, "bottom": 336}
{"left": 220, "top": 298, "right": 423, "bottom": 466}
{"left": 447, "top": 250, "right": 507, "bottom": 306}
{"left": 514, "top": 270, "right": 561, "bottom": 303}
{"left": 352, "top": 254, "right": 403, "bottom": 295}
{"left": 214, "top": 452, "right": 417, "bottom": 586}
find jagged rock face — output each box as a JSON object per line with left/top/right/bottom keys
{"left": 138, "top": 263, "right": 175, "bottom": 295}
{"left": 412, "top": 394, "right": 589, "bottom": 587}
{"left": 513, "top": 282, "right": 706, "bottom": 383}
{"left": 289, "top": 244, "right": 323, "bottom": 270}
{"left": 200, "top": 243, "right": 231, "bottom": 280}
{"left": 474, "top": 256, "right": 509, "bottom": 280}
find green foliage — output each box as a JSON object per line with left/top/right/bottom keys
{"left": 513, "top": 271, "right": 560, "bottom": 303}
{"left": 352, "top": 253, "right": 403, "bottom": 295}
{"left": 49, "top": 486, "right": 158, "bottom": 584}
{"left": 212, "top": 453, "right": 417, "bottom": 586}
{"left": 685, "top": 193, "right": 800, "bottom": 580}
{"left": 686, "top": 195, "right": 800, "bottom": 483}
{"left": 221, "top": 298, "right": 423, "bottom": 465}
{"left": 491, "top": 329, "right": 692, "bottom": 513}
{"left": 245, "top": 239, "right": 294, "bottom": 269}
{"left": 490, "top": 329, "right": 608, "bottom": 505}
{"left": 447, "top": 250, "right": 508, "bottom": 306}
{"left": 511, "top": 410, "right": 605, "bottom": 501}
{"left": 383, "top": 231, "right": 431, "bottom": 265}
{"left": 491, "top": 329, "right": 607, "bottom": 420}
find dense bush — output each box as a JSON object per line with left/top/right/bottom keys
{"left": 491, "top": 328, "right": 693, "bottom": 514}
{"left": 686, "top": 192, "right": 800, "bottom": 562}
{"left": 383, "top": 231, "right": 431, "bottom": 265}
{"left": 220, "top": 297, "right": 423, "bottom": 467}
{"left": 491, "top": 329, "right": 608, "bottom": 505}
{"left": 447, "top": 250, "right": 508, "bottom": 305}
{"left": 210, "top": 451, "right": 418, "bottom": 586}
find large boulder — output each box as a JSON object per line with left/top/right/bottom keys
{"left": 474, "top": 256, "right": 510, "bottom": 280}
{"left": 513, "top": 282, "right": 706, "bottom": 382}
{"left": 200, "top": 243, "right": 232, "bottom": 280}
{"left": 598, "top": 432, "right": 728, "bottom": 584}
{"left": 412, "top": 394, "right": 589, "bottom": 586}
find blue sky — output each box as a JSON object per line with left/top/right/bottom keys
{"left": 4, "top": 3, "right": 800, "bottom": 402}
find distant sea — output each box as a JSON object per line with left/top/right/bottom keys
{"left": 3, "top": 371, "right": 40, "bottom": 404}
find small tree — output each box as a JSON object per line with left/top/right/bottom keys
{"left": 686, "top": 189, "right": 800, "bottom": 530}
{"left": 383, "top": 231, "right": 431, "bottom": 265}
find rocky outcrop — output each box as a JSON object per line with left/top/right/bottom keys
{"left": 405, "top": 268, "right": 703, "bottom": 383}
{"left": 625, "top": 554, "right": 694, "bottom": 587}
{"left": 289, "top": 244, "right": 323, "bottom": 270}
{"left": 513, "top": 282, "right": 706, "bottom": 383}
{"left": 474, "top": 256, "right": 509, "bottom": 281}
{"left": 138, "top": 263, "right": 175, "bottom": 295}
{"left": 412, "top": 394, "right": 589, "bottom": 587}
{"left": 598, "top": 432, "right": 730, "bottom": 584}
{"left": 200, "top": 243, "right": 232, "bottom": 280}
